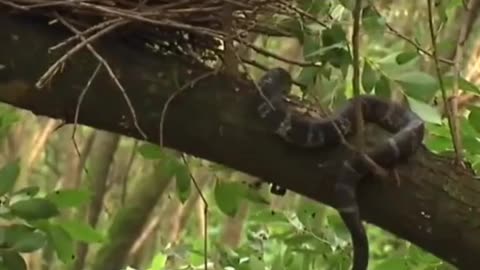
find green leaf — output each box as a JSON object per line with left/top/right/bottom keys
{"left": 0, "top": 160, "right": 20, "bottom": 196}
{"left": 2, "top": 252, "right": 27, "bottom": 270}
{"left": 392, "top": 71, "right": 439, "bottom": 101}
{"left": 47, "top": 189, "right": 91, "bottom": 209}
{"left": 374, "top": 75, "right": 391, "bottom": 98}
{"left": 46, "top": 224, "right": 75, "bottom": 263}
{"left": 138, "top": 143, "right": 163, "bottom": 159}
{"left": 214, "top": 181, "right": 245, "bottom": 217}
{"left": 407, "top": 97, "right": 442, "bottom": 124}
{"left": 302, "top": 33, "right": 323, "bottom": 62}
{"left": 297, "top": 67, "right": 320, "bottom": 92}
{"left": 174, "top": 164, "right": 191, "bottom": 203}
{"left": 4, "top": 224, "right": 46, "bottom": 252}
{"left": 362, "top": 9, "right": 386, "bottom": 39}
{"left": 395, "top": 51, "right": 418, "bottom": 65}
{"left": 374, "top": 257, "right": 409, "bottom": 270}
{"left": 361, "top": 60, "right": 377, "bottom": 93}
{"left": 147, "top": 252, "right": 167, "bottom": 270}
{"left": 10, "top": 198, "right": 60, "bottom": 220}
{"left": 468, "top": 107, "right": 480, "bottom": 134}
{"left": 11, "top": 186, "right": 40, "bottom": 197}
{"left": 57, "top": 220, "right": 104, "bottom": 243}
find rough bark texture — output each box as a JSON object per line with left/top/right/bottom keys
{"left": 1, "top": 13, "right": 480, "bottom": 268}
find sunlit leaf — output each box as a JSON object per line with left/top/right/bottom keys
{"left": 0, "top": 160, "right": 20, "bottom": 196}
{"left": 174, "top": 164, "right": 191, "bottom": 203}
{"left": 46, "top": 224, "right": 75, "bottom": 264}
{"left": 147, "top": 252, "right": 167, "bottom": 270}
{"left": 392, "top": 71, "right": 438, "bottom": 101}
{"left": 57, "top": 220, "right": 104, "bottom": 243}
{"left": 214, "top": 181, "right": 245, "bottom": 217}
{"left": 468, "top": 107, "right": 480, "bottom": 134}
{"left": 407, "top": 97, "right": 442, "bottom": 124}
{"left": 362, "top": 8, "right": 386, "bottom": 39}
{"left": 138, "top": 143, "right": 163, "bottom": 159}
{"left": 47, "top": 189, "right": 91, "bottom": 209}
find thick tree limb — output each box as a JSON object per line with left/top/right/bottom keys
{"left": 1, "top": 13, "right": 480, "bottom": 269}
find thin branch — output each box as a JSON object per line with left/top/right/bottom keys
{"left": 352, "top": 0, "right": 364, "bottom": 150}
{"left": 372, "top": 4, "right": 453, "bottom": 65}
{"left": 55, "top": 15, "right": 148, "bottom": 139}
{"left": 426, "top": 0, "right": 461, "bottom": 164}
{"left": 35, "top": 19, "right": 128, "bottom": 88}
{"left": 181, "top": 154, "right": 209, "bottom": 270}
{"left": 450, "top": 0, "right": 480, "bottom": 166}
{"left": 159, "top": 69, "right": 218, "bottom": 147}
{"left": 49, "top": 18, "right": 123, "bottom": 52}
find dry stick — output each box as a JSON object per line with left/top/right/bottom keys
{"left": 222, "top": 2, "right": 239, "bottom": 77}
{"left": 70, "top": 62, "right": 101, "bottom": 184}
{"left": 371, "top": 4, "right": 453, "bottom": 65}
{"left": 49, "top": 18, "right": 123, "bottom": 52}
{"left": 384, "top": 24, "right": 454, "bottom": 65}
{"left": 0, "top": 0, "right": 76, "bottom": 10}
{"left": 351, "top": 0, "right": 364, "bottom": 151}
{"left": 426, "top": 0, "right": 461, "bottom": 164}
{"left": 159, "top": 70, "right": 218, "bottom": 148}
{"left": 0, "top": 0, "right": 28, "bottom": 10}
{"left": 28, "top": 0, "right": 319, "bottom": 70}
{"left": 237, "top": 38, "right": 322, "bottom": 67}
{"left": 75, "top": 1, "right": 225, "bottom": 38}
{"left": 181, "top": 155, "right": 208, "bottom": 270}
{"left": 277, "top": 0, "right": 328, "bottom": 28}
{"left": 450, "top": 0, "right": 480, "bottom": 166}
{"left": 55, "top": 16, "right": 148, "bottom": 139}
{"left": 35, "top": 19, "right": 127, "bottom": 88}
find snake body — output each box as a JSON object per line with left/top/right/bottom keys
{"left": 256, "top": 68, "right": 425, "bottom": 270}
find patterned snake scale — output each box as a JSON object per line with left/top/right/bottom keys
{"left": 256, "top": 68, "right": 425, "bottom": 270}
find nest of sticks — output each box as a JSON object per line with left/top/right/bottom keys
{"left": 0, "top": 0, "right": 324, "bottom": 73}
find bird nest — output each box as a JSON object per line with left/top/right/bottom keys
{"left": 0, "top": 0, "right": 321, "bottom": 70}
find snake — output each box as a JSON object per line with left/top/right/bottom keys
{"left": 255, "top": 67, "right": 425, "bottom": 270}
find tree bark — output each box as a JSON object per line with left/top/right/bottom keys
{"left": 1, "top": 13, "right": 480, "bottom": 268}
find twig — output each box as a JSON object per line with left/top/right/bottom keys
{"left": 352, "top": 0, "right": 364, "bottom": 151}
{"left": 56, "top": 15, "right": 148, "bottom": 139}
{"left": 73, "top": 63, "right": 102, "bottom": 141}
{"left": 426, "top": 0, "right": 462, "bottom": 164}
{"left": 49, "top": 18, "right": 123, "bottom": 52}
{"left": 277, "top": 0, "right": 328, "bottom": 28}
{"left": 180, "top": 154, "right": 208, "bottom": 270}
{"left": 237, "top": 38, "right": 322, "bottom": 67}
{"left": 35, "top": 19, "right": 128, "bottom": 88}
{"left": 71, "top": 63, "right": 101, "bottom": 183}
{"left": 449, "top": 0, "right": 480, "bottom": 166}
{"left": 159, "top": 69, "right": 218, "bottom": 147}
{"left": 371, "top": 4, "right": 453, "bottom": 65}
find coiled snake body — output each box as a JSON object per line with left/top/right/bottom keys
{"left": 256, "top": 68, "right": 425, "bottom": 270}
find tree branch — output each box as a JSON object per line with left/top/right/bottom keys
{"left": 1, "top": 13, "right": 480, "bottom": 268}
